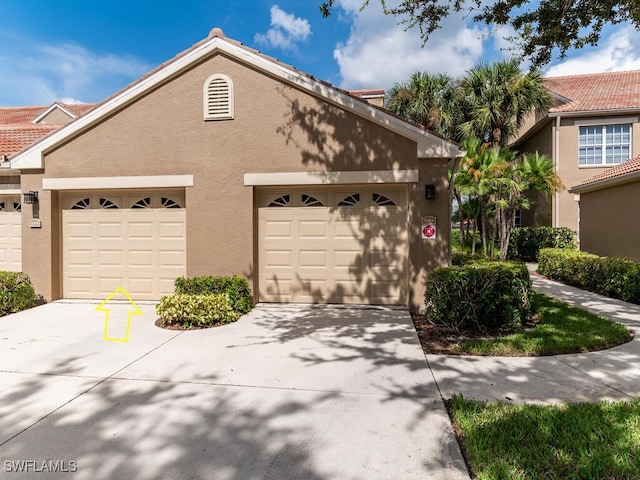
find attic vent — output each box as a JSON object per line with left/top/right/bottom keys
{"left": 204, "top": 73, "right": 234, "bottom": 121}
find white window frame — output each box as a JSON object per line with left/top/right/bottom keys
{"left": 203, "top": 73, "right": 234, "bottom": 121}
{"left": 578, "top": 124, "right": 631, "bottom": 167}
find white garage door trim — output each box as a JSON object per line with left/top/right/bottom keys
{"left": 61, "top": 190, "right": 186, "bottom": 300}
{"left": 258, "top": 186, "right": 408, "bottom": 305}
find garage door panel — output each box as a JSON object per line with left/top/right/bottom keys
{"left": 299, "top": 220, "right": 327, "bottom": 238}
{"left": 264, "top": 250, "right": 293, "bottom": 268}
{"left": 159, "top": 222, "right": 185, "bottom": 239}
{"left": 298, "top": 250, "right": 327, "bottom": 268}
{"left": 334, "top": 250, "right": 363, "bottom": 268}
{"left": 264, "top": 220, "right": 293, "bottom": 239}
{"left": 159, "top": 250, "right": 185, "bottom": 266}
{"left": 128, "top": 222, "right": 153, "bottom": 239}
{"left": 97, "top": 222, "right": 123, "bottom": 238}
{"left": 62, "top": 193, "right": 186, "bottom": 300}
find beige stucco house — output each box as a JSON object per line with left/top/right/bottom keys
{"left": 513, "top": 70, "right": 640, "bottom": 232}
{"left": 569, "top": 155, "right": 640, "bottom": 260}
{"left": 9, "top": 28, "right": 460, "bottom": 312}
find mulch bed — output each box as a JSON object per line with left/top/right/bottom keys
{"left": 410, "top": 313, "right": 495, "bottom": 354}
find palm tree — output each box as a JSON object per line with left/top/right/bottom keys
{"left": 458, "top": 59, "right": 550, "bottom": 147}
{"left": 387, "top": 72, "right": 460, "bottom": 138}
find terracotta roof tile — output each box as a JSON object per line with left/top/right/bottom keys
{"left": 572, "top": 155, "right": 640, "bottom": 190}
{"left": 546, "top": 70, "right": 640, "bottom": 113}
{"left": 0, "top": 102, "right": 97, "bottom": 157}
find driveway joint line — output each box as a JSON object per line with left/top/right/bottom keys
{"left": 0, "top": 331, "right": 185, "bottom": 448}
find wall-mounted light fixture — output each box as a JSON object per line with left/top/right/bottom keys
{"left": 23, "top": 191, "right": 38, "bottom": 204}
{"left": 425, "top": 184, "right": 436, "bottom": 200}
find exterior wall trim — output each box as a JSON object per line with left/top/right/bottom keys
{"left": 42, "top": 175, "right": 194, "bottom": 190}
{"left": 244, "top": 170, "right": 419, "bottom": 186}
{"left": 0, "top": 189, "right": 21, "bottom": 195}
{"left": 31, "top": 103, "right": 76, "bottom": 124}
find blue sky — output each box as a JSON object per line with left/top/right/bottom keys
{"left": 2, "top": 0, "right": 640, "bottom": 106}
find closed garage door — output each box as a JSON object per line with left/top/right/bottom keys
{"left": 62, "top": 190, "right": 186, "bottom": 300}
{"left": 0, "top": 195, "right": 22, "bottom": 271}
{"left": 258, "top": 186, "right": 408, "bottom": 305}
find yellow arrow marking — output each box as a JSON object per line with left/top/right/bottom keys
{"left": 96, "top": 287, "right": 143, "bottom": 343}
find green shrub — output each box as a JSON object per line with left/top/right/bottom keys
{"left": 156, "top": 293, "right": 240, "bottom": 328}
{"left": 174, "top": 275, "right": 253, "bottom": 313}
{"left": 507, "top": 226, "right": 576, "bottom": 261}
{"left": 538, "top": 249, "right": 640, "bottom": 304}
{"left": 424, "top": 261, "right": 532, "bottom": 333}
{"left": 451, "top": 251, "right": 485, "bottom": 266}
{"left": 0, "top": 272, "right": 35, "bottom": 316}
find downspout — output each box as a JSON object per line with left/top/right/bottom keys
{"left": 554, "top": 115, "right": 561, "bottom": 227}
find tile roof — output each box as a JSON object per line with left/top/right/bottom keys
{"left": 546, "top": 70, "right": 640, "bottom": 113}
{"left": 571, "top": 155, "right": 640, "bottom": 192}
{"left": 0, "top": 102, "right": 97, "bottom": 157}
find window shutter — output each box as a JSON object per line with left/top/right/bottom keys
{"left": 204, "top": 74, "right": 234, "bottom": 120}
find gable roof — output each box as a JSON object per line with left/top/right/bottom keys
{"left": 570, "top": 155, "right": 640, "bottom": 193}
{"left": 11, "top": 28, "right": 460, "bottom": 170}
{"left": 546, "top": 70, "right": 640, "bottom": 114}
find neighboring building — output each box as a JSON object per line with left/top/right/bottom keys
{"left": 9, "top": 28, "right": 460, "bottom": 312}
{"left": 0, "top": 103, "right": 95, "bottom": 271}
{"left": 512, "top": 70, "right": 640, "bottom": 232}
{"left": 569, "top": 155, "right": 640, "bottom": 260}
{"left": 347, "top": 89, "right": 386, "bottom": 108}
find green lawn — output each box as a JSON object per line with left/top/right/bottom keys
{"left": 449, "top": 395, "right": 640, "bottom": 480}
{"left": 455, "top": 292, "right": 632, "bottom": 356}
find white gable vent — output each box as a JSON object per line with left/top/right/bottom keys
{"left": 204, "top": 73, "right": 234, "bottom": 121}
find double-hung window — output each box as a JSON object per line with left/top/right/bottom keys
{"left": 579, "top": 124, "right": 631, "bottom": 166}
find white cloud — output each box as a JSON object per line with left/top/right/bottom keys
{"left": 545, "top": 24, "right": 640, "bottom": 76}
{"left": 254, "top": 5, "right": 311, "bottom": 51}
{"left": 0, "top": 38, "right": 151, "bottom": 105}
{"left": 333, "top": 0, "right": 488, "bottom": 90}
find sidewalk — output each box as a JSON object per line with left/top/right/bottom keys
{"left": 426, "top": 269, "right": 640, "bottom": 405}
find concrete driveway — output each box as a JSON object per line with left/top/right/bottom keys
{"left": 0, "top": 301, "right": 468, "bottom": 480}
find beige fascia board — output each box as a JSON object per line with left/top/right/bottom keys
{"left": 244, "top": 170, "right": 419, "bottom": 186}
{"left": 43, "top": 175, "right": 194, "bottom": 190}
{"left": 0, "top": 189, "right": 21, "bottom": 195}
{"left": 549, "top": 108, "right": 640, "bottom": 118}
{"left": 569, "top": 171, "right": 640, "bottom": 194}
{"left": 11, "top": 37, "right": 459, "bottom": 170}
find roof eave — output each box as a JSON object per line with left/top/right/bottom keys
{"left": 11, "top": 36, "right": 458, "bottom": 170}
{"left": 549, "top": 107, "right": 640, "bottom": 118}
{"left": 570, "top": 170, "right": 640, "bottom": 193}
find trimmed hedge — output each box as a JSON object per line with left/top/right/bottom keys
{"left": 0, "top": 272, "right": 35, "bottom": 316}
{"left": 451, "top": 251, "right": 485, "bottom": 266}
{"left": 174, "top": 275, "right": 253, "bottom": 314}
{"left": 538, "top": 249, "right": 640, "bottom": 304}
{"left": 156, "top": 293, "right": 240, "bottom": 328}
{"left": 424, "top": 261, "right": 532, "bottom": 333}
{"left": 507, "top": 226, "right": 576, "bottom": 261}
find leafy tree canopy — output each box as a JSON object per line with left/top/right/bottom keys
{"left": 319, "top": 0, "right": 640, "bottom": 67}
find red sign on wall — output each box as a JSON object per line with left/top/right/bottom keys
{"left": 422, "top": 224, "right": 436, "bottom": 239}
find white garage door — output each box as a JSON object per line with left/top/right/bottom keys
{"left": 62, "top": 191, "right": 186, "bottom": 300}
{"left": 258, "top": 186, "right": 408, "bottom": 305}
{"left": 0, "top": 196, "right": 22, "bottom": 272}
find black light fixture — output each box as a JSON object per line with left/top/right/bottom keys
{"left": 23, "top": 191, "right": 38, "bottom": 204}
{"left": 425, "top": 184, "right": 436, "bottom": 200}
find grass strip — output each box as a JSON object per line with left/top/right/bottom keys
{"left": 448, "top": 395, "right": 640, "bottom": 480}
{"left": 455, "top": 292, "right": 632, "bottom": 356}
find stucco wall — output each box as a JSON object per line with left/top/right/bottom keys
{"left": 23, "top": 52, "right": 451, "bottom": 311}
{"left": 555, "top": 116, "right": 640, "bottom": 232}
{"left": 579, "top": 181, "right": 640, "bottom": 260}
